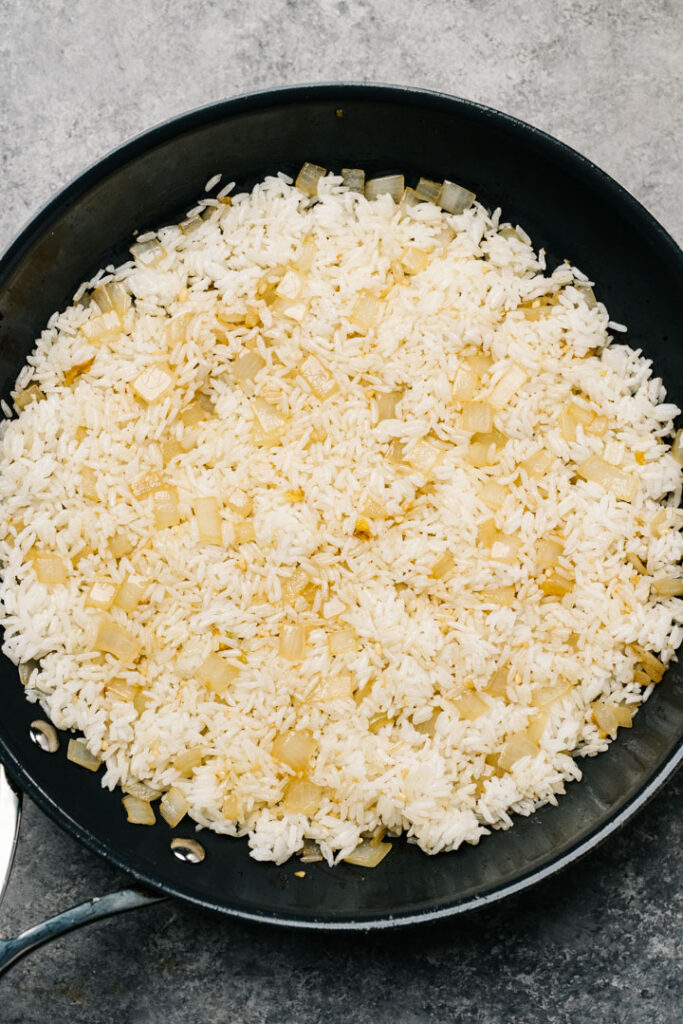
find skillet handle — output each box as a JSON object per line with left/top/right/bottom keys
{"left": 0, "top": 886, "right": 167, "bottom": 976}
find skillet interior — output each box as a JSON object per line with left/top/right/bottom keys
{"left": 0, "top": 84, "right": 681, "bottom": 928}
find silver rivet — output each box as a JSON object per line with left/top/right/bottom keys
{"left": 29, "top": 719, "right": 60, "bottom": 753}
{"left": 170, "top": 837, "right": 205, "bottom": 864}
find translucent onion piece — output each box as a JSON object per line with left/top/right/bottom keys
{"left": 480, "top": 481, "right": 507, "bottom": 508}
{"left": 400, "top": 247, "right": 429, "bottom": 275}
{"left": 521, "top": 448, "right": 553, "bottom": 478}
{"left": 613, "top": 705, "right": 634, "bottom": 729}
{"left": 296, "top": 235, "right": 317, "bottom": 272}
{"left": 92, "top": 281, "right": 130, "bottom": 317}
{"left": 123, "top": 780, "right": 161, "bottom": 801}
{"left": 233, "top": 349, "right": 265, "bottom": 383}
{"left": 173, "top": 746, "right": 204, "bottom": 776}
{"left": 81, "top": 310, "right": 121, "bottom": 344}
{"left": 414, "top": 178, "right": 441, "bottom": 203}
{"left": 281, "top": 568, "right": 310, "bottom": 605}
{"left": 498, "top": 734, "right": 539, "bottom": 771}
{"left": 153, "top": 486, "right": 180, "bottom": 529}
{"left": 477, "top": 520, "right": 521, "bottom": 563}
{"left": 671, "top": 429, "right": 683, "bottom": 464}
{"left": 462, "top": 401, "right": 493, "bottom": 433}
{"left": 67, "top": 737, "right": 101, "bottom": 772}
{"left": 399, "top": 187, "right": 420, "bottom": 210}
{"left": 626, "top": 552, "right": 648, "bottom": 575}
{"left": 369, "top": 713, "right": 390, "bottom": 734}
{"left": 107, "top": 678, "right": 140, "bottom": 701}
{"left": 452, "top": 364, "right": 478, "bottom": 401}
{"left": 252, "top": 397, "right": 287, "bottom": 444}
{"left": 413, "top": 711, "right": 438, "bottom": 736}
{"left": 478, "top": 586, "right": 515, "bottom": 606}
{"left": 130, "top": 471, "right": 163, "bottom": 500}
{"left": 179, "top": 401, "right": 207, "bottom": 427}
{"left": 466, "top": 353, "right": 493, "bottom": 377}
{"left": 536, "top": 537, "right": 564, "bottom": 569}
{"left": 327, "top": 628, "right": 359, "bottom": 656}
{"left": 430, "top": 550, "right": 455, "bottom": 580}
{"left": 85, "top": 579, "right": 119, "bottom": 610}
{"left": 630, "top": 643, "right": 665, "bottom": 682}
{"left": 122, "top": 794, "right": 156, "bottom": 826}
{"left": 539, "top": 572, "right": 573, "bottom": 597}
{"left": 234, "top": 519, "right": 256, "bottom": 544}
{"left": 376, "top": 389, "right": 403, "bottom": 421}
{"left": 485, "top": 667, "right": 509, "bottom": 697}
{"left": 195, "top": 496, "right": 223, "bottom": 545}
{"left": 160, "top": 787, "right": 189, "bottom": 827}
{"left": 526, "top": 712, "right": 548, "bottom": 745}
{"left": 586, "top": 414, "right": 608, "bottom": 436}
{"left": 353, "top": 518, "right": 372, "bottom": 540}
{"left": 132, "top": 363, "right": 174, "bottom": 404}
{"left": 222, "top": 794, "right": 240, "bottom": 819}
{"left": 109, "top": 532, "right": 133, "bottom": 559}
{"left": 33, "top": 553, "right": 67, "bottom": 585}
{"left": 488, "top": 364, "right": 527, "bottom": 408}
{"left": 197, "top": 653, "right": 239, "bottom": 694}
{"left": 295, "top": 162, "right": 327, "bottom": 196}
{"left": 408, "top": 439, "right": 441, "bottom": 475}
{"left": 113, "top": 577, "right": 145, "bottom": 613}
{"left": 577, "top": 456, "right": 637, "bottom": 501}
{"left": 130, "top": 238, "right": 166, "bottom": 267}
{"left": 272, "top": 729, "right": 317, "bottom": 771}
{"left": 94, "top": 614, "right": 142, "bottom": 663}
{"left": 315, "top": 673, "right": 354, "bottom": 700}
{"left": 282, "top": 778, "right": 323, "bottom": 815}
{"left": 14, "top": 383, "right": 45, "bottom": 410}
{"left": 81, "top": 466, "right": 99, "bottom": 500}
{"left": 63, "top": 356, "right": 96, "bottom": 386}
{"left": 350, "top": 292, "right": 381, "bottom": 332}
{"left": 279, "top": 624, "right": 308, "bottom": 661}
{"left": 438, "top": 179, "right": 476, "bottom": 214}
{"left": 531, "top": 682, "right": 571, "bottom": 708}
{"left": 591, "top": 701, "right": 621, "bottom": 739}
{"left": 365, "top": 174, "right": 404, "bottom": 202}
{"left": 341, "top": 168, "right": 365, "bottom": 193}
{"left": 300, "top": 355, "right": 337, "bottom": 400}
{"left": 454, "top": 692, "right": 487, "bottom": 720}
{"left": 344, "top": 840, "right": 392, "bottom": 868}
{"left": 652, "top": 576, "right": 683, "bottom": 597}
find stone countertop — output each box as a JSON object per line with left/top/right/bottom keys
{"left": 0, "top": 2, "right": 681, "bottom": 1021}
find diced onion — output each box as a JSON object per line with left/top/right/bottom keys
{"left": 413, "top": 711, "right": 438, "bottom": 736}
{"left": 300, "top": 354, "right": 337, "bottom": 400}
{"left": 344, "top": 839, "right": 392, "bottom": 868}
{"left": 132, "top": 363, "right": 174, "bottom": 404}
{"left": 498, "top": 733, "right": 539, "bottom": 770}
{"left": 630, "top": 643, "right": 665, "bottom": 682}
{"left": 477, "top": 519, "right": 520, "bottom": 563}
{"left": 85, "top": 578, "right": 119, "bottom": 610}
{"left": 107, "top": 679, "right": 140, "bottom": 701}
{"left": 478, "top": 586, "right": 515, "bottom": 606}
{"left": 94, "top": 613, "right": 142, "bottom": 663}
{"left": 130, "top": 238, "right": 166, "bottom": 266}
{"left": 153, "top": 486, "right": 180, "bottom": 529}
{"left": 400, "top": 247, "right": 429, "bottom": 275}
{"left": 233, "top": 349, "right": 265, "bottom": 384}
{"left": 279, "top": 624, "right": 308, "bottom": 661}
{"left": 480, "top": 481, "right": 507, "bottom": 508}
{"left": 272, "top": 729, "right": 317, "bottom": 771}
{"left": 454, "top": 692, "right": 487, "bottom": 720}
{"left": 234, "top": 519, "right": 256, "bottom": 544}
{"left": 222, "top": 793, "right": 240, "bottom": 819}
{"left": 81, "top": 466, "right": 99, "bottom": 500}
{"left": 531, "top": 681, "right": 571, "bottom": 708}
{"left": 376, "top": 389, "right": 403, "bottom": 421}
{"left": 626, "top": 552, "right": 648, "bottom": 575}
{"left": 173, "top": 746, "right": 204, "bottom": 776}
{"left": 520, "top": 448, "right": 553, "bottom": 478}
{"left": 670, "top": 429, "right": 683, "bottom": 464}
{"left": 591, "top": 701, "right": 619, "bottom": 738}
{"left": 123, "top": 780, "right": 161, "bottom": 801}
{"left": 63, "top": 356, "right": 96, "bottom": 386}
{"left": 438, "top": 179, "right": 476, "bottom": 214}
{"left": 365, "top": 174, "right": 404, "bottom": 202}
{"left": 452, "top": 364, "right": 478, "bottom": 401}
{"left": 399, "top": 187, "right": 420, "bottom": 210}
{"left": 407, "top": 438, "right": 441, "bottom": 475}
{"left": 315, "top": 673, "right": 354, "bottom": 700}
{"left": 414, "top": 177, "right": 442, "bottom": 203}
{"left": 81, "top": 310, "right": 121, "bottom": 344}
{"left": 282, "top": 778, "right": 323, "bottom": 814}
{"left": 526, "top": 712, "right": 548, "bottom": 744}
{"left": 539, "top": 572, "right": 573, "bottom": 597}
{"left": 350, "top": 292, "right": 381, "bottom": 331}
{"left": 327, "top": 628, "right": 359, "bottom": 656}
{"left": 109, "top": 532, "right": 133, "bottom": 559}
{"left": 577, "top": 456, "right": 637, "bottom": 501}
{"left": 488, "top": 364, "right": 527, "bottom": 408}
{"left": 195, "top": 496, "right": 223, "bottom": 545}
{"left": 485, "top": 667, "right": 509, "bottom": 697}
{"left": 33, "top": 552, "right": 67, "bottom": 585}
{"left": 122, "top": 794, "right": 156, "bottom": 825}
{"left": 281, "top": 568, "right": 310, "bottom": 605}
{"left": 113, "top": 577, "right": 145, "bottom": 613}
{"left": 295, "top": 162, "right": 326, "bottom": 196}
{"left": 197, "top": 653, "right": 239, "bottom": 694}
{"left": 160, "top": 787, "right": 188, "bottom": 827}
{"left": 536, "top": 536, "right": 564, "bottom": 569}
{"left": 130, "top": 471, "right": 163, "bottom": 501}
{"left": 462, "top": 401, "right": 493, "bottom": 433}
{"left": 341, "top": 168, "right": 365, "bottom": 193}
{"left": 430, "top": 550, "right": 455, "bottom": 580}
{"left": 67, "top": 737, "right": 101, "bottom": 772}
{"left": 14, "top": 383, "right": 45, "bottom": 410}
{"left": 91, "top": 281, "right": 131, "bottom": 317}
{"left": 252, "top": 397, "right": 287, "bottom": 444}
{"left": 652, "top": 576, "right": 683, "bottom": 597}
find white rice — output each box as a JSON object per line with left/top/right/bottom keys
{"left": 1, "top": 172, "right": 682, "bottom": 867}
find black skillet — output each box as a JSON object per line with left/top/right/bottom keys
{"left": 0, "top": 85, "right": 681, "bottom": 960}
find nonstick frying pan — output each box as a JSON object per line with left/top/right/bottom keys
{"left": 0, "top": 85, "right": 682, "bottom": 954}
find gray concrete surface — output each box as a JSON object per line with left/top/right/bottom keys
{"left": 0, "top": 0, "right": 681, "bottom": 1021}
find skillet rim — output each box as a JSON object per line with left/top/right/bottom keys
{"left": 0, "top": 82, "right": 681, "bottom": 930}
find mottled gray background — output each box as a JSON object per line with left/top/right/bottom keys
{"left": 0, "top": 1, "right": 681, "bottom": 1021}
